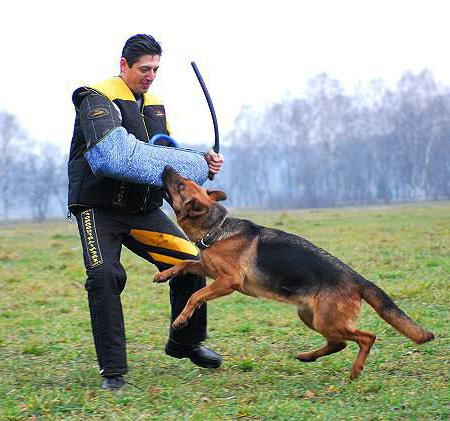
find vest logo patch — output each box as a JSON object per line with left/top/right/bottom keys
{"left": 154, "top": 110, "right": 165, "bottom": 118}
{"left": 80, "top": 209, "right": 103, "bottom": 268}
{"left": 88, "top": 107, "right": 109, "bottom": 119}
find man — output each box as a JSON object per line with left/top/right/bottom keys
{"left": 68, "top": 34, "right": 224, "bottom": 391}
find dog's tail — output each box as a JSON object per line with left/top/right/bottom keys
{"left": 359, "top": 276, "right": 434, "bottom": 344}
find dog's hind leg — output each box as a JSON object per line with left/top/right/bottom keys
{"left": 296, "top": 291, "right": 375, "bottom": 378}
{"left": 296, "top": 341, "right": 347, "bottom": 362}
{"left": 314, "top": 309, "right": 376, "bottom": 378}
{"left": 296, "top": 306, "right": 347, "bottom": 362}
{"left": 341, "top": 329, "right": 376, "bottom": 379}
{"left": 317, "top": 293, "right": 376, "bottom": 379}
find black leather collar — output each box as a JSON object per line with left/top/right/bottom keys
{"left": 195, "top": 217, "right": 227, "bottom": 250}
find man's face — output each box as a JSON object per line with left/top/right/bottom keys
{"left": 120, "top": 54, "right": 160, "bottom": 95}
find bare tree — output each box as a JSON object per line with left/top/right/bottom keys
{"left": 0, "top": 111, "right": 23, "bottom": 221}
{"left": 21, "top": 144, "right": 67, "bottom": 222}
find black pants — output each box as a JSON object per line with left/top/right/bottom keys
{"left": 75, "top": 207, "right": 207, "bottom": 377}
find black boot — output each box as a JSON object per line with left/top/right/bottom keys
{"left": 165, "top": 339, "right": 222, "bottom": 369}
{"left": 101, "top": 375, "right": 125, "bottom": 391}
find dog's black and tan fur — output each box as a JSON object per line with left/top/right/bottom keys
{"left": 155, "top": 167, "right": 434, "bottom": 379}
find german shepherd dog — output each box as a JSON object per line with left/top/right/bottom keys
{"left": 155, "top": 167, "right": 435, "bottom": 379}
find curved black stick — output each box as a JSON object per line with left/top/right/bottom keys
{"left": 191, "top": 62, "right": 220, "bottom": 156}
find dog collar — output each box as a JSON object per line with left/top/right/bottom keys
{"left": 195, "top": 216, "right": 227, "bottom": 250}
{"left": 195, "top": 235, "right": 213, "bottom": 250}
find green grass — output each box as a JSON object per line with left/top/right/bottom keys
{"left": 0, "top": 202, "right": 449, "bottom": 420}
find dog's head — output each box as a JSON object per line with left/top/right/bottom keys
{"left": 163, "top": 166, "right": 227, "bottom": 237}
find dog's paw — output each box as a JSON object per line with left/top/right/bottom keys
{"left": 153, "top": 270, "right": 174, "bottom": 283}
{"left": 295, "top": 353, "right": 318, "bottom": 363}
{"left": 349, "top": 364, "right": 363, "bottom": 380}
{"left": 172, "top": 318, "right": 188, "bottom": 330}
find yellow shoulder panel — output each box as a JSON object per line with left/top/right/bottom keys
{"left": 89, "top": 77, "right": 135, "bottom": 102}
{"left": 143, "top": 92, "right": 163, "bottom": 106}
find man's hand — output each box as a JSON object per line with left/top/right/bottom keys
{"left": 204, "top": 150, "right": 224, "bottom": 175}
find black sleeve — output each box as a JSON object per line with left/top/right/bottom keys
{"left": 79, "top": 93, "right": 122, "bottom": 149}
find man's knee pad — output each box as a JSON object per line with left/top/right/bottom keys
{"left": 85, "top": 265, "right": 127, "bottom": 294}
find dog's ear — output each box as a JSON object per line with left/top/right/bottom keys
{"left": 183, "top": 198, "right": 208, "bottom": 218}
{"left": 207, "top": 189, "right": 227, "bottom": 202}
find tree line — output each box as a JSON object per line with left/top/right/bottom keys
{"left": 1, "top": 69, "right": 449, "bottom": 221}
{"left": 217, "top": 69, "right": 450, "bottom": 208}
{"left": 0, "top": 111, "right": 68, "bottom": 222}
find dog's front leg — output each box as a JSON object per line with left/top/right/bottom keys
{"left": 172, "top": 277, "right": 238, "bottom": 329}
{"left": 153, "top": 260, "right": 206, "bottom": 283}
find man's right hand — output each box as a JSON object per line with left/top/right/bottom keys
{"left": 204, "top": 150, "right": 224, "bottom": 175}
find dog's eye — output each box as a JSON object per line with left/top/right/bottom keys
{"left": 177, "top": 183, "right": 185, "bottom": 192}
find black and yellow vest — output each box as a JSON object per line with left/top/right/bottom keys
{"left": 68, "top": 76, "right": 170, "bottom": 213}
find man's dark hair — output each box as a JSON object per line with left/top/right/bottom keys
{"left": 122, "top": 34, "right": 162, "bottom": 67}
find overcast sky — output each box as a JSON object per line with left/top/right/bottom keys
{"left": 2, "top": 0, "right": 450, "bottom": 150}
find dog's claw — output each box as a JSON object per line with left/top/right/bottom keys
{"left": 349, "top": 365, "right": 363, "bottom": 380}
{"left": 172, "top": 319, "right": 188, "bottom": 330}
{"left": 153, "top": 276, "right": 174, "bottom": 283}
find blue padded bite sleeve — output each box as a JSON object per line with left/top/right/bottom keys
{"left": 84, "top": 127, "right": 209, "bottom": 187}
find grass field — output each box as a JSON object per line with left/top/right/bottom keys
{"left": 0, "top": 202, "right": 449, "bottom": 420}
